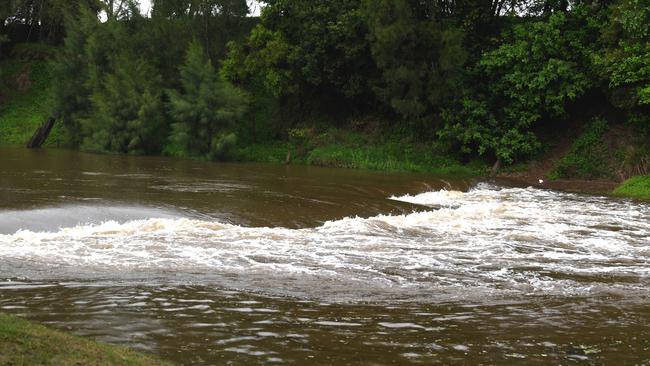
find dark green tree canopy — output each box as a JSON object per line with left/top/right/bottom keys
{"left": 167, "top": 41, "right": 248, "bottom": 160}
{"left": 15, "top": 0, "right": 645, "bottom": 168}
{"left": 223, "top": 0, "right": 376, "bottom": 108}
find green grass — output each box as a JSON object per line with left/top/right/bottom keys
{"left": 234, "top": 129, "right": 486, "bottom": 177}
{"left": 305, "top": 143, "right": 482, "bottom": 176}
{"left": 0, "top": 313, "right": 173, "bottom": 366}
{"left": 613, "top": 175, "right": 650, "bottom": 199}
{"left": 0, "top": 58, "right": 61, "bottom": 146}
{"left": 550, "top": 118, "right": 614, "bottom": 180}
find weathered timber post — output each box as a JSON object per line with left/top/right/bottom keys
{"left": 26, "top": 116, "right": 56, "bottom": 148}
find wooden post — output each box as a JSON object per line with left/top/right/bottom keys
{"left": 26, "top": 116, "right": 56, "bottom": 149}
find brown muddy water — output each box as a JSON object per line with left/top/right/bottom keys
{"left": 0, "top": 146, "right": 649, "bottom": 365}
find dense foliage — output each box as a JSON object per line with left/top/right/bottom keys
{"left": 599, "top": 0, "right": 650, "bottom": 109}
{"left": 0, "top": 0, "right": 648, "bottom": 169}
{"left": 2, "top": 0, "right": 252, "bottom": 158}
{"left": 167, "top": 41, "right": 248, "bottom": 159}
{"left": 442, "top": 9, "right": 598, "bottom": 163}
{"left": 364, "top": 0, "right": 467, "bottom": 119}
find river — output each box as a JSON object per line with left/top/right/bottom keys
{"left": 0, "top": 146, "right": 649, "bottom": 364}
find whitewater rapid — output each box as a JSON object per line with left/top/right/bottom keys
{"left": 1, "top": 183, "right": 649, "bottom": 302}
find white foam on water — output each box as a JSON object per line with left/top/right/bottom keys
{"left": 1, "top": 183, "right": 649, "bottom": 301}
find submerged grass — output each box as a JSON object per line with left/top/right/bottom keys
{"left": 305, "top": 143, "right": 483, "bottom": 176}
{"left": 0, "top": 313, "right": 172, "bottom": 365}
{"left": 613, "top": 175, "right": 650, "bottom": 199}
{"left": 234, "top": 129, "right": 486, "bottom": 177}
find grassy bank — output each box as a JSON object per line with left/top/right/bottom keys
{"left": 613, "top": 176, "right": 650, "bottom": 200}
{"left": 0, "top": 56, "right": 63, "bottom": 146}
{"left": 547, "top": 118, "right": 650, "bottom": 181}
{"left": 234, "top": 128, "right": 486, "bottom": 177}
{"left": 2, "top": 52, "right": 648, "bottom": 189}
{"left": 0, "top": 313, "right": 172, "bottom": 365}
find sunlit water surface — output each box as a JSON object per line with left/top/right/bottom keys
{"left": 0, "top": 147, "right": 649, "bottom": 364}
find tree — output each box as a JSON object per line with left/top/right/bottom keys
{"left": 599, "top": 0, "right": 650, "bottom": 109}
{"left": 54, "top": 4, "right": 167, "bottom": 153}
{"left": 442, "top": 9, "right": 598, "bottom": 163}
{"left": 52, "top": 6, "right": 103, "bottom": 145}
{"left": 101, "top": 0, "right": 140, "bottom": 21}
{"left": 150, "top": 0, "right": 253, "bottom": 67}
{"left": 152, "top": 0, "right": 248, "bottom": 18}
{"left": 222, "top": 0, "right": 375, "bottom": 106}
{"left": 364, "top": 0, "right": 467, "bottom": 119}
{"left": 0, "top": 0, "right": 102, "bottom": 43}
{"left": 167, "top": 41, "right": 248, "bottom": 159}
{"left": 81, "top": 56, "right": 166, "bottom": 154}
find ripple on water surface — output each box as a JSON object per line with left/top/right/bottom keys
{"left": 0, "top": 183, "right": 648, "bottom": 302}
{"left": 0, "top": 283, "right": 648, "bottom": 365}
{"left": 2, "top": 147, "right": 650, "bottom": 364}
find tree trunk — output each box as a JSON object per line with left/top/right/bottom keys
{"left": 26, "top": 116, "right": 56, "bottom": 148}
{"left": 490, "top": 157, "right": 502, "bottom": 176}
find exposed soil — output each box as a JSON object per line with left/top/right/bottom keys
{"left": 496, "top": 126, "right": 620, "bottom": 195}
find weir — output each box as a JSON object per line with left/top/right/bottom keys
{"left": 0, "top": 147, "right": 648, "bottom": 364}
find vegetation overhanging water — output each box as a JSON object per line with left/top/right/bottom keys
{"left": 1, "top": 0, "right": 650, "bottom": 363}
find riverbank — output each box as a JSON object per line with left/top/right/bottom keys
{"left": 496, "top": 159, "right": 646, "bottom": 198}
{"left": 233, "top": 135, "right": 486, "bottom": 177}
{"left": 495, "top": 117, "right": 650, "bottom": 198}
{"left": 1, "top": 55, "right": 648, "bottom": 199}
{"left": 0, "top": 313, "right": 172, "bottom": 365}
{"left": 613, "top": 175, "right": 650, "bottom": 199}
{"left": 0, "top": 56, "right": 62, "bottom": 146}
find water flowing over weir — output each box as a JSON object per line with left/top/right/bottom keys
{"left": 1, "top": 183, "right": 649, "bottom": 302}
{"left": 1, "top": 147, "right": 650, "bottom": 364}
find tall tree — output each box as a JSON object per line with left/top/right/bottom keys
{"left": 81, "top": 55, "right": 166, "bottom": 154}
{"left": 222, "top": 0, "right": 375, "bottom": 107}
{"left": 54, "top": 3, "right": 166, "bottom": 152}
{"left": 364, "top": 0, "right": 467, "bottom": 119}
{"left": 167, "top": 41, "right": 248, "bottom": 159}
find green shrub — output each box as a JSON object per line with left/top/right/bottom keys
{"left": 442, "top": 9, "right": 597, "bottom": 164}
{"left": 618, "top": 144, "right": 650, "bottom": 179}
{"left": 209, "top": 132, "right": 238, "bottom": 161}
{"left": 284, "top": 127, "right": 317, "bottom": 158}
